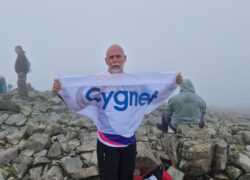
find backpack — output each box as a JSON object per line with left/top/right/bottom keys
{"left": 134, "top": 166, "right": 172, "bottom": 180}
{"left": 27, "top": 59, "right": 31, "bottom": 73}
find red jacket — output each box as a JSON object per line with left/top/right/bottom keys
{"left": 134, "top": 171, "right": 172, "bottom": 180}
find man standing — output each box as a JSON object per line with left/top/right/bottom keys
{"left": 15, "top": 45, "right": 30, "bottom": 97}
{"left": 159, "top": 79, "right": 206, "bottom": 133}
{"left": 53, "top": 44, "right": 182, "bottom": 180}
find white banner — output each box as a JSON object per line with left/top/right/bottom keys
{"left": 59, "top": 72, "right": 178, "bottom": 137}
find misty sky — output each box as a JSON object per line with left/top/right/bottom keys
{"left": 0, "top": 0, "right": 250, "bottom": 107}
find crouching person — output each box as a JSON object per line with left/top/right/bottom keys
{"left": 158, "top": 79, "right": 206, "bottom": 133}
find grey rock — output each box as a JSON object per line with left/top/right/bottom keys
{"left": 177, "top": 124, "right": 211, "bottom": 139}
{"left": 160, "top": 134, "right": 179, "bottom": 166}
{"left": 20, "top": 106, "right": 33, "bottom": 116}
{"left": 1, "top": 125, "right": 21, "bottom": 135}
{"left": 46, "top": 112, "right": 62, "bottom": 122}
{"left": 48, "top": 105, "right": 67, "bottom": 113}
{"left": 89, "top": 151, "right": 98, "bottom": 166}
{"left": 31, "top": 114, "right": 48, "bottom": 123}
{"left": 238, "top": 173, "right": 250, "bottom": 180}
{"left": 0, "top": 100, "right": 20, "bottom": 112}
{"left": 179, "top": 140, "right": 214, "bottom": 176}
{"left": 5, "top": 114, "right": 27, "bottom": 126}
{"left": 24, "top": 122, "right": 38, "bottom": 137}
{"left": 226, "top": 166, "right": 242, "bottom": 180}
{"left": 56, "top": 134, "right": 67, "bottom": 143}
{"left": 239, "top": 131, "right": 250, "bottom": 144}
{"left": 237, "top": 153, "right": 250, "bottom": 172}
{"left": 66, "top": 131, "right": 78, "bottom": 141}
{"left": 148, "top": 126, "right": 163, "bottom": 141}
{"left": 34, "top": 150, "right": 48, "bottom": 157}
{"left": 0, "top": 114, "right": 8, "bottom": 125}
{"left": 21, "top": 149, "right": 35, "bottom": 157}
{"left": 48, "top": 97, "right": 62, "bottom": 105}
{"left": 29, "top": 166, "right": 43, "bottom": 179}
{"left": 12, "top": 163, "right": 28, "bottom": 179}
{"left": 60, "top": 143, "right": 68, "bottom": 153}
{"left": 206, "top": 124, "right": 217, "bottom": 137}
{"left": 136, "top": 126, "right": 149, "bottom": 142}
{"left": 0, "top": 131, "right": 7, "bottom": 141}
{"left": 214, "top": 173, "right": 229, "bottom": 180}
{"left": 34, "top": 156, "right": 50, "bottom": 165}
{"left": 69, "top": 118, "right": 96, "bottom": 130}
{"left": 33, "top": 102, "right": 49, "bottom": 113}
{"left": 42, "top": 166, "right": 63, "bottom": 180}
{"left": 6, "top": 132, "right": 23, "bottom": 145}
{"left": 24, "top": 133, "right": 49, "bottom": 152}
{"left": 0, "top": 168, "right": 9, "bottom": 180}
{"left": 0, "top": 147, "right": 18, "bottom": 165}
{"left": 243, "top": 151, "right": 250, "bottom": 158}
{"left": 6, "top": 177, "right": 15, "bottom": 180}
{"left": 76, "top": 142, "right": 96, "bottom": 153}
{"left": 81, "top": 152, "right": 93, "bottom": 165}
{"left": 47, "top": 142, "right": 62, "bottom": 158}
{"left": 13, "top": 154, "right": 33, "bottom": 165}
{"left": 167, "top": 166, "right": 184, "bottom": 180}
{"left": 0, "top": 173, "right": 4, "bottom": 180}
{"left": 45, "top": 123, "right": 65, "bottom": 136}
{"left": 218, "top": 126, "right": 232, "bottom": 137}
{"left": 137, "top": 142, "right": 157, "bottom": 163}
{"left": 71, "top": 166, "right": 98, "bottom": 179}
{"left": 212, "top": 139, "right": 228, "bottom": 172}
{"left": 67, "top": 139, "right": 80, "bottom": 151}
{"left": 154, "top": 151, "right": 170, "bottom": 166}
{"left": 246, "top": 145, "right": 250, "bottom": 152}
{"left": 60, "top": 156, "right": 83, "bottom": 174}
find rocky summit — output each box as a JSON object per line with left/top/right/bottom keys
{"left": 0, "top": 89, "right": 250, "bottom": 180}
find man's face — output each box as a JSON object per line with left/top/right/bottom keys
{"left": 105, "top": 45, "right": 126, "bottom": 74}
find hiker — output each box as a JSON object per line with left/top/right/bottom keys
{"left": 53, "top": 44, "right": 182, "bottom": 180}
{"left": 159, "top": 79, "right": 206, "bottom": 133}
{"left": 14, "top": 45, "right": 30, "bottom": 97}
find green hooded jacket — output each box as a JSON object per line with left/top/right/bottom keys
{"left": 168, "top": 79, "right": 206, "bottom": 128}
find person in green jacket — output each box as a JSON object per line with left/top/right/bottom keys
{"left": 158, "top": 79, "right": 206, "bottom": 133}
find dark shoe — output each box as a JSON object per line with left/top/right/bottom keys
{"left": 195, "top": 175, "right": 206, "bottom": 180}
{"left": 156, "top": 123, "right": 168, "bottom": 133}
{"left": 199, "top": 118, "right": 205, "bottom": 128}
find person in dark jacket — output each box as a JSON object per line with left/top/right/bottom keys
{"left": 15, "top": 45, "right": 30, "bottom": 97}
{"left": 158, "top": 79, "right": 206, "bottom": 133}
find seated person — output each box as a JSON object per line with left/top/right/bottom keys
{"left": 0, "top": 75, "right": 7, "bottom": 93}
{"left": 158, "top": 79, "right": 206, "bottom": 133}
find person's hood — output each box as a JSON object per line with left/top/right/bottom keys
{"left": 180, "top": 79, "right": 195, "bottom": 93}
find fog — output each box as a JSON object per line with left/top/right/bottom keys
{"left": 0, "top": 0, "right": 250, "bottom": 107}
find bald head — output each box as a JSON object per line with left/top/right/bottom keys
{"left": 105, "top": 44, "right": 127, "bottom": 74}
{"left": 106, "top": 44, "right": 125, "bottom": 57}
